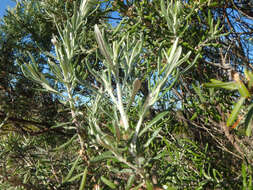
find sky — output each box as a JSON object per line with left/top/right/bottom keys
{"left": 0, "top": 0, "right": 16, "bottom": 18}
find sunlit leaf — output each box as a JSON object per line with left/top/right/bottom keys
{"left": 63, "top": 155, "right": 81, "bottom": 183}
{"left": 90, "top": 151, "right": 114, "bottom": 163}
{"left": 236, "top": 81, "right": 250, "bottom": 98}
{"left": 193, "top": 84, "right": 205, "bottom": 103}
{"left": 94, "top": 24, "right": 113, "bottom": 66}
{"left": 53, "top": 134, "right": 77, "bottom": 151}
{"left": 245, "top": 104, "right": 253, "bottom": 137}
{"left": 204, "top": 79, "right": 238, "bottom": 90}
{"left": 126, "top": 174, "right": 135, "bottom": 190}
{"left": 245, "top": 69, "right": 253, "bottom": 88}
{"left": 79, "top": 167, "right": 88, "bottom": 190}
{"left": 146, "top": 180, "right": 154, "bottom": 190}
{"left": 101, "top": 176, "right": 117, "bottom": 189}
{"left": 139, "top": 111, "right": 168, "bottom": 137}
{"left": 227, "top": 97, "right": 245, "bottom": 127}
{"left": 144, "top": 128, "right": 161, "bottom": 148}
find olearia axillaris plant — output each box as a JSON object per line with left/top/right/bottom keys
{"left": 19, "top": 0, "right": 94, "bottom": 151}
{"left": 18, "top": 0, "right": 202, "bottom": 188}
{"left": 88, "top": 22, "right": 198, "bottom": 187}
{"left": 205, "top": 69, "right": 253, "bottom": 137}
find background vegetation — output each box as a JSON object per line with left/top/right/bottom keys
{"left": 0, "top": 0, "right": 253, "bottom": 189}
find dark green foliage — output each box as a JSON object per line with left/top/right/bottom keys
{"left": 1, "top": 0, "right": 253, "bottom": 189}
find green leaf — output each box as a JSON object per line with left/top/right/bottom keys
{"left": 67, "top": 173, "right": 83, "bottom": 182}
{"left": 192, "top": 84, "right": 205, "bottom": 103}
{"left": 167, "top": 186, "right": 177, "bottom": 190}
{"left": 63, "top": 155, "right": 81, "bottom": 183}
{"left": 245, "top": 104, "right": 253, "bottom": 137}
{"left": 139, "top": 111, "right": 168, "bottom": 137}
{"left": 214, "top": 18, "right": 221, "bottom": 33}
{"left": 248, "top": 167, "right": 252, "bottom": 189}
{"left": 204, "top": 79, "right": 238, "bottom": 90}
{"left": 20, "top": 61, "right": 59, "bottom": 94}
{"left": 207, "top": 10, "right": 212, "bottom": 30}
{"left": 50, "top": 122, "right": 72, "bottom": 129}
{"left": 79, "top": 0, "right": 93, "bottom": 18}
{"left": 242, "top": 163, "right": 247, "bottom": 187}
{"left": 41, "top": 83, "right": 59, "bottom": 94}
{"left": 131, "top": 183, "right": 143, "bottom": 190}
{"left": 160, "top": 0, "right": 167, "bottom": 17}
{"left": 129, "top": 39, "right": 143, "bottom": 65}
{"left": 79, "top": 167, "right": 88, "bottom": 190}
{"left": 53, "top": 134, "right": 77, "bottom": 151}
{"left": 144, "top": 128, "right": 161, "bottom": 148}
{"left": 245, "top": 69, "right": 253, "bottom": 88}
{"left": 126, "top": 175, "right": 135, "bottom": 190}
{"left": 181, "top": 53, "right": 200, "bottom": 74}
{"left": 48, "top": 58, "right": 64, "bottom": 81}
{"left": 212, "top": 169, "right": 221, "bottom": 183}
{"left": 112, "top": 19, "right": 124, "bottom": 36}
{"left": 101, "top": 176, "right": 117, "bottom": 189}
{"left": 237, "top": 81, "right": 250, "bottom": 98}
{"left": 201, "top": 167, "right": 212, "bottom": 180}
{"left": 190, "top": 112, "right": 198, "bottom": 120}
{"left": 164, "top": 38, "right": 179, "bottom": 65}
{"left": 90, "top": 151, "right": 114, "bottom": 162}
{"left": 94, "top": 25, "right": 113, "bottom": 66}
{"left": 21, "top": 64, "right": 40, "bottom": 82}
{"left": 227, "top": 97, "right": 245, "bottom": 127}
{"left": 146, "top": 180, "right": 153, "bottom": 190}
